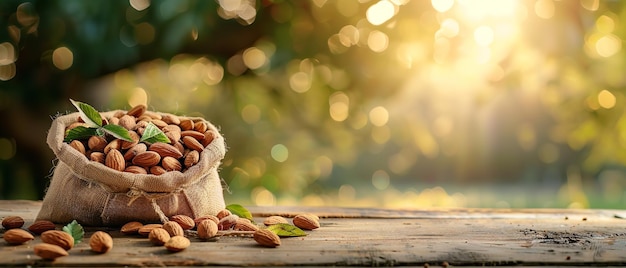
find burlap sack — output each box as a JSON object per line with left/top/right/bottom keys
{"left": 37, "top": 111, "right": 226, "bottom": 226}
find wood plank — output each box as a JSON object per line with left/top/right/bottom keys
{"left": 1, "top": 200, "right": 626, "bottom": 266}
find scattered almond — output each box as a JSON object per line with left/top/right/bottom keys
{"left": 293, "top": 214, "right": 320, "bottom": 230}
{"left": 28, "top": 220, "right": 56, "bottom": 234}
{"left": 3, "top": 228, "right": 34, "bottom": 245}
{"left": 2, "top": 216, "right": 25, "bottom": 229}
{"left": 163, "top": 221, "right": 184, "bottom": 237}
{"left": 218, "top": 214, "right": 239, "bottom": 230}
{"left": 216, "top": 209, "right": 232, "bottom": 219}
{"left": 148, "top": 228, "right": 170, "bottom": 246}
{"left": 253, "top": 229, "right": 281, "bottom": 248}
{"left": 234, "top": 218, "right": 259, "bottom": 231}
{"left": 89, "top": 231, "right": 113, "bottom": 253}
{"left": 33, "top": 243, "right": 68, "bottom": 260}
{"left": 197, "top": 220, "right": 218, "bottom": 239}
{"left": 41, "top": 230, "right": 74, "bottom": 250}
{"left": 138, "top": 223, "right": 163, "bottom": 236}
{"left": 164, "top": 236, "right": 190, "bottom": 252}
{"left": 170, "top": 215, "right": 195, "bottom": 230}
{"left": 120, "top": 221, "right": 143, "bottom": 235}
{"left": 263, "top": 216, "right": 289, "bottom": 226}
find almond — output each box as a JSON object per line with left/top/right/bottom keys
{"left": 170, "top": 215, "right": 195, "bottom": 230}
{"left": 197, "top": 220, "right": 219, "bottom": 239}
{"left": 148, "top": 228, "right": 170, "bottom": 246}
{"left": 124, "top": 165, "right": 147, "bottom": 174}
{"left": 164, "top": 236, "right": 190, "bottom": 252}
{"left": 105, "top": 148, "right": 125, "bottom": 171}
{"left": 2, "top": 216, "right": 24, "bottom": 229}
{"left": 151, "top": 119, "right": 168, "bottom": 128}
{"left": 3, "top": 228, "right": 34, "bottom": 245}
{"left": 124, "top": 143, "right": 147, "bottom": 161}
{"left": 263, "top": 216, "right": 289, "bottom": 226}
{"left": 162, "top": 156, "right": 182, "bottom": 172}
{"left": 88, "top": 135, "right": 107, "bottom": 152}
{"left": 132, "top": 151, "right": 161, "bottom": 167}
{"left": 253, "top": 229, "right": 281, "bottom": 248}
{"left": 34, "top": 243, "right": 68, "bottom": 260}
{"left": 121, "top": 130, "right": 140, "bottom": 149}
{"left": 119, "top": 114, "right": 136, "bottom": 130}
{"left": 179, "top": 118, "right": 194, "bottom": 131}
{"left": 194, "top": 215, "right": 219, "bottom": 227}
{"left": 28, "top": 220, "right": 56, "bottom": 234}
{"left": 234, "top": 218, "right": 259, "bottom": 231}
{"left": 144, "top": 111, "right": 162, "bottom": 120}
{"left": 162, "top": 124, "right": 181, "bottom": 133}
{"left": 149, "top": 142, "right": 183, "bottom": 159}
{"left": 184, "top": 150, "right": 199, "bottom": 168}
{"left": 41, "top": 230, "right": 74, "bottom": 250}
{"left": 103, "top": 139, "right": 121, "bottom": 154}
{"left": 89, "top": 231, "right": 113, "bottom": 253}
{"left": 127, "top": 104, "right": 147, "bottom": 117}
{"left": 218, "top": 214, "right": 239, "bottom": 230}
{"left": 161, "top": 114, "right": 181, "bottom": 125}
{"left": 90, "top": 152, "right": 105, "bottom": 163}
{"left": 120, "top": 221, "right": 143, "bottom": 235}
{"left": 181, "top": 130, "right": 205, "bottom": 140}
{"left": 216, "top": 209, "right": 232, "bottom": 219}
{"left": 138, "top": 224, "right": 163, "bottom": 237}
{"left": 293, "top": 214, "right": 320, "bottom": 230}
{"left": 150, "top": 166, "right": 167, "bottom": 175}
{"left": 182, "top": 136, "right": 204, "bottom": 152}
{"left": 194, "top": 121, "right": 208, "bottom": 133}
{"left": 163, "top": 221, "right": 184, "bottom": 237}
{"left": 69, "top": 140, "right": 86, "bottom": 156}
{"left": 201, "top": 130, "right": 215, "bottom": 147}
{"left": 165, "top": 131, "right": 182, "bottom": 144}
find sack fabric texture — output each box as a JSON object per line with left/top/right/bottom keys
{"left": 37, "top": 111, "right": 226, "bottom": 226}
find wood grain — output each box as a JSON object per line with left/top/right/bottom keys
{"left": 1, "top": 200, "right": 626, "bottom": 266}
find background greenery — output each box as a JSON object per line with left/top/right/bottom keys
{"left": 1, "top": 0, "right": 626, "bottom": 208}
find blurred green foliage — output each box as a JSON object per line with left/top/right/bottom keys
{"left": 2, "top": 0, "right": 626, "bottom": 208}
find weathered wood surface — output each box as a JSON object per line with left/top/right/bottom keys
{"left": 2, "top": 200, "right": 626, "bottom": 266}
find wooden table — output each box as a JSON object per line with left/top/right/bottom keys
{"left": 1, "top": 200, "right": 626, "bottom": 267}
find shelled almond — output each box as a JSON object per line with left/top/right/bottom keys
{"left": 65, "top": 104, "right": 218, "bottom": 175}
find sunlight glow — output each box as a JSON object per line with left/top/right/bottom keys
{"left": 366, "top": 0, "right": 396, "bottom": 26}
{"left": 598, "top": 90, "right": 616, "bottom": 109}
{"left": 431, "top": 0, "right": 454, "bottom": 12}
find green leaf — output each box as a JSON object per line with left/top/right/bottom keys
{"left": 62, "top": 220, "right": 84, "bottom": 244}
{"left": 70, "top": 99, "right": 102, "bottom": 127}
{"left": 266, "top": 223, "right": 307, "bottom": 237}
{"left": 140, "top": 122, "right": 170, "bottom": 143}
{"left": 102, "top": 124, "right": 133, "bottom": 142}
{"left": 64, "top": 126, "right": 97, "bottom": 142}
{"left": 226, "top": 204, "right": 254, "bottom": 222}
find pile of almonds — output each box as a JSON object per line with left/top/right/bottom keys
{"left": 2, "top": 211, "right": 321, "bottom": 260}
{"left": 66, "top": 104, "right": 216, "bottom": 175}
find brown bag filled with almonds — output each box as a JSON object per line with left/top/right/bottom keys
{"left": 37, "top": 106, "right": 226, "bottom": 226}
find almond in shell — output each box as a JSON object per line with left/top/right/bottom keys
{"left": 148, "top": 228, "right": 170, "bottom": 246}
{"left": 163, "top": 221, "right": 184, "bottom": 237}
{"left": 197, "top": 219, "right": 218, "bottom": 239}
{"left": 89, "top": 231, "right": 113, "bottom": 253}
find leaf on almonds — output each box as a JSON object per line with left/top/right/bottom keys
{"left": 62, "top": 220, "right": 84, "bottom": 244}
{"left": 102, "top": 124, "right": 133, "bottom": 142}
{"left": 140, "top": 122, "right": 170, "bottom": 143}
{"left": 70, "top": 99, "right": 102, "bottom": 128}
{"left": 64, "top": 126, "right": 97, "bottom": 142}
{"left": 266, "top": 223, "right": 307, "bottom": 237}
{"left": 226, "top": 204, "right": 254, "bottom": 222}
